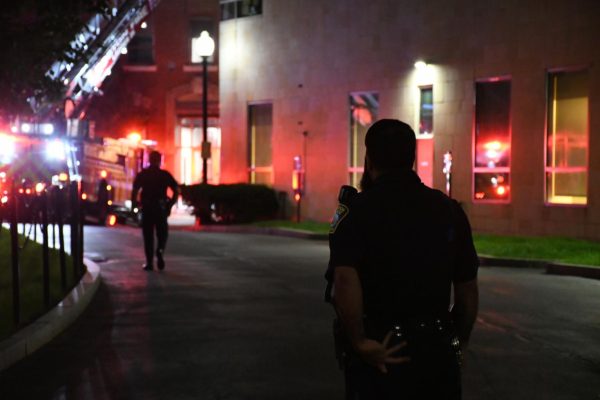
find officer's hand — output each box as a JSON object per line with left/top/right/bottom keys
{"left": 355, "top": 331, "right": 410, "bottom": 374}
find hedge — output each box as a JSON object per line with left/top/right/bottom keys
{"left": 181, "top": 183, "right": 280, "bottom": 224}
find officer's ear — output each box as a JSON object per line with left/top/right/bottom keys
{"left": 365, "top": 153, "right": 382, "bottom": 179}
{"left": 364, "top": 154, "right": 371, "bottom": 174}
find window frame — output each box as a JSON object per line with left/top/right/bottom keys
{"left": 247, "top": 101, "right": 274, "bottom": 185}
{"left": 417, "top": 85, "right": 434, "bottom": 138}
{"left": 125, "top": 19, "right": 156, "bottom": 67}
{"left": 543, "top": 66, "right": 590, "bottom": 208}
{"left": 471, "top": 75, "right": 512, "bottom": 204}
{"left": 220, "top": 0, "right": 263, "bottom": 21}
{"left": 348, "top": 91, "right": 379, "bottom": 188}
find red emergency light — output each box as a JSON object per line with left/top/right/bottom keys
{"left": 496, "top": 185, "right": 508, "bottom": 196}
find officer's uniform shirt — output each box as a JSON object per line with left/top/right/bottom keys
{"left": 133, "top": 166, "right": 179, "bottom": 207}
{"left": 328, "top": 170, "right": 478, "bottom": 327}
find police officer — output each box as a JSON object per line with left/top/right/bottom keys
{"left": 132, "top": 150, "right": 179, "bottom": 271}
{"left": 328, "top": 119, "right": 479, "bottom": 399}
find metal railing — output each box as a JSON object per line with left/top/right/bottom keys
{"left": 1, "top": 181, "right": 85, "bottom": 327}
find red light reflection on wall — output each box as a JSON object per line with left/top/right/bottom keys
{"left": 352, "top": 107, "right": 373, "bottom": 126}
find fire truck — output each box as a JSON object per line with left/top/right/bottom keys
{"left": 0, "top": 126, "right": 153, "bottom": 225}
{"left": 0, "top": 0, "right": 163, "bottom": 224}
{"left": 79, "top": 135, "right": 153, "bottom": 225}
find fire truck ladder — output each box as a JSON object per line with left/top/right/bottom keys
{"left": 41, "top": 0, "right": 161, "bottom": 117}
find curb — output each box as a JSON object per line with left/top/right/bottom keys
{"left": 545, "top": 263, "right": 600, "bottom": 280}
{"left": 479, "top": 255, "right": 600, "bottom": 280}
{"left": 0, "top": 258, "right": 102, "bottom": 372}
{"left": 478, "top": 255, "right": 548, "bottom": 269}
{"left": 194, "top": 225, "right": 328, "bottom": 240}
{"left": 196, "top": 225, "right": 600, "bottom": 281}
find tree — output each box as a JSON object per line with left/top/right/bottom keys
{"left": 0, "top": 0, "right": 110, "bottom": 118}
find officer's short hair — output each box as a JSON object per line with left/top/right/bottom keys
{"left": 149, "top": 150, "right": 162, "bottom": 166}
{"left": 365, "top": 119, "right": 416, "bottom": 170}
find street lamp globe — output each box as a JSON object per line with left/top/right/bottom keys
{"left": 192, "top": 31, "right": 215, "bottom": 61}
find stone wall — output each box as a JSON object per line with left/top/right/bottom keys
{"left": 219, "top": 0, "right": 600, "bottom": 239}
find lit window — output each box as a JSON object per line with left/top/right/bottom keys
{"left": 349, "top": 92, "right": 379, "bottom": 188}
{"left": 178, "top": 118, "right": 221, "bottom": 184}
{"left": 473, "top": 79, "right": 511, "bottom": 202}
{"left": 419, "top": 87, "right": 433, "bottom": 135}
{"left": 248, "top": 103, "right": 273, "bottom": 185}
{"left": 416, "top": 86, "right": 434, "bottom": 187}
{"left": 546, "top": 70, "right": 588, "bottom": 205}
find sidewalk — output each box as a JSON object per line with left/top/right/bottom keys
{"left": 0, "top": 259, "right": 101, "bottom": 372}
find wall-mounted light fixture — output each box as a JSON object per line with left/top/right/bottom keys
{"left": 414, "top": 60, "right": 428, "bottom": 70}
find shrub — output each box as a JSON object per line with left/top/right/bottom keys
{"left": 181, "top": 183, "right": 279, "bottom": 224}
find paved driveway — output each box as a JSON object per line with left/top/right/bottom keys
{"left": 0, "top": 226, "right": 598, "bottom": 399}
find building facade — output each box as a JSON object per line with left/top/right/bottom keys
{"left": 89, "top": 0, "right": 221, "bottom": 186}
{"left": 218, "top": 0, "right": 600, "bottom": 240}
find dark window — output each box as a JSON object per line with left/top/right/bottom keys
{"left": 127, "top": 22, "right": 154, "bottom": 65}
{"left": 239, "top": 0, "right": 262, "bottom": 17}
{"left": 220, "top": 2, "right": 236, "bottom": 21}
{"left": 419, "top": 87, "right": 433, "bottom": 135}
{"left": 220, "top": 0, "right": 262, "bottom": 21}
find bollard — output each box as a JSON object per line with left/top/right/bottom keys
{"left": 9, "top": 181, "right": 20, "bottom": 325}
{"left": 70, "top": 181, "right": 79, "bottom": 281}
{"left": 55, "top": 187, "right": 67, "bottom": 291}
{"left": 79, "top": 181, "right": 85, "bottom": 275}
{"left": 41, "top": 190, "right": 50, "bottom": 307}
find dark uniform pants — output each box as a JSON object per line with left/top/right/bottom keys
{"left": 345, "top": 324, "right": 462, "bottom": 400}
{"left": 141, "top": 204, "right": 169, "bottom": 265}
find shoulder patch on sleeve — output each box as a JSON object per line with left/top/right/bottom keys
{"left": 329, "top": 203, "right": 350, "bottom": 234}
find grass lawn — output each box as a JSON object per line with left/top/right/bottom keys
{"left": 252, "top": 219, "right": 331, "bottom": 234}
{"left": 473, "top": 234, "right": 600, "bottom": 267}
{"left": 251, "top": 220, "right": 600, "bottom": 267}
{"left": 0, "top": 228, "right": 75, "bottom": 340}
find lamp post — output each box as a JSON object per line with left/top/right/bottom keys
{"left": 192, "top": 30, "right": 215, "bottom": 183}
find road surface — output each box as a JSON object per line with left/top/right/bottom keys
{"left": 0, "top": 226, "right": 598, "bottom": 399}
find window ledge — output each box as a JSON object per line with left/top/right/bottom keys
{"left": 123, "top": 65, "right": 158, "bottom": 72}
{"left": 183, "top": 64, "right": 218, "bottom": 73}
{"left": 416, "top": 133, "right": 434, "bottom": 140}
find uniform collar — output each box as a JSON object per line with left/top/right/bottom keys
{"left": 372, "top": 169, "right": 422, "bottom": 187}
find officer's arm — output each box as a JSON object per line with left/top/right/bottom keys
{"left": 334, "top": 266, "right": 408, "bottom": 372}
{"left": 333, "top": 266, "right": 366, "bottom": 348}
{"left": 453, "top": 279, "right": 479, "bottom": 350}
{"left": 169, "top": 176, "right": 180, "bottom": 204}
{"left": 131, "top": 175, "right": 141, "bottom": 209}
